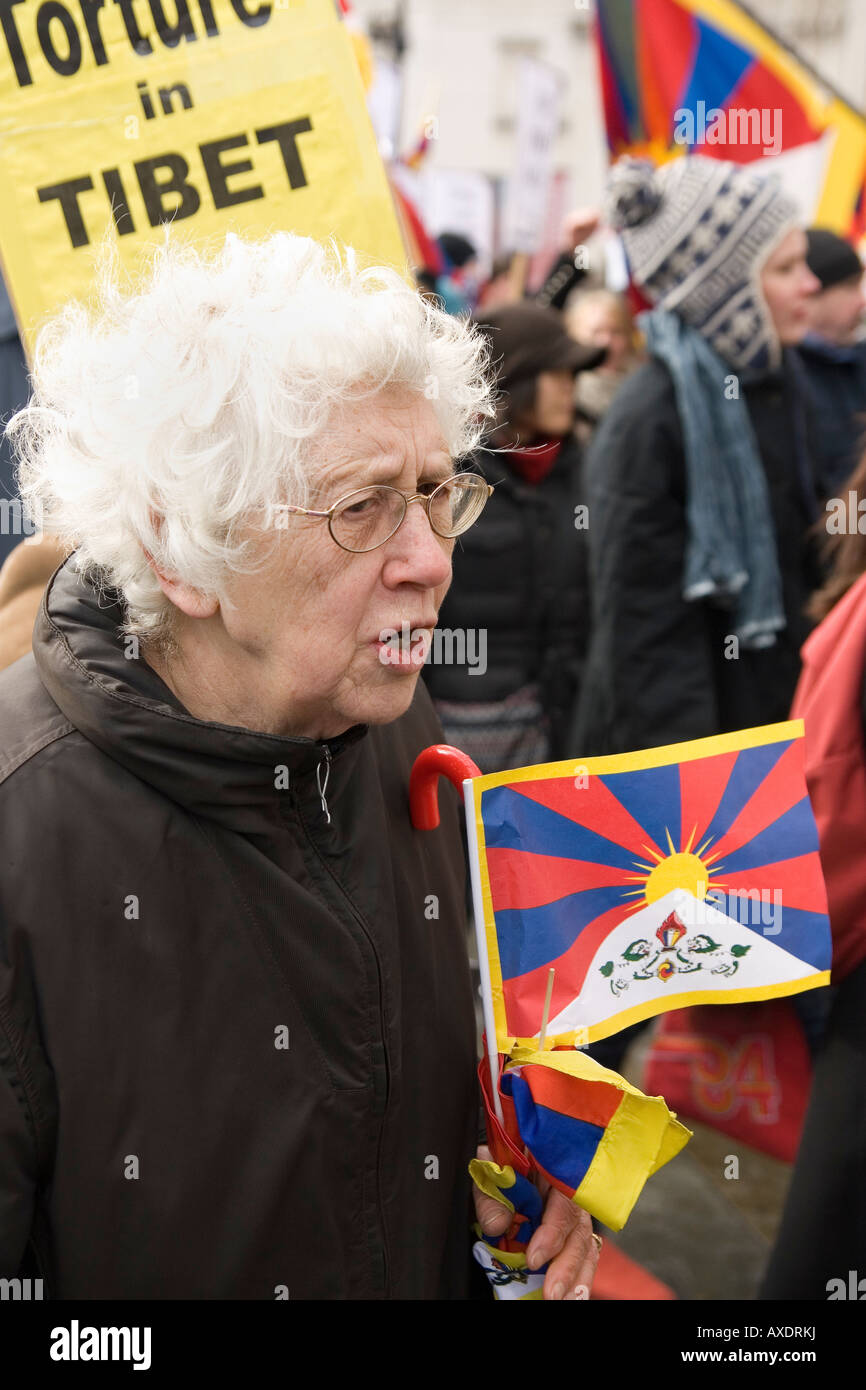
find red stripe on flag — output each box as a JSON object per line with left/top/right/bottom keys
{"left": 512, "top": 775, "right": 665, "bottom": 859}
{"left": 712, "top": 740, "right": 806, "bottom": 860}
{"left": 502, "top": 900, "right": 628, "bottom": 1038}
{"left": 517, "top": 1062, "right": 624, "bottom": 1128}
{"left": 717, "top": 62, "right": 820, "bottom": 162}
{"left": 717, "top": 852, "right": 829, "bottom": 916}
{"left": 486, "top": 846, "right": 635, "bottom": 913}
{"left": 678, "top": 750, "right": 737, "bottom": 853}
{"left": 638, "top": 0, "right": 698, "bottom": 145}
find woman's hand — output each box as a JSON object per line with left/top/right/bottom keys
{"left": 472, "top": 1145, "right": 602, "bottom": 1300}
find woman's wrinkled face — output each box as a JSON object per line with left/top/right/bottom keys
{"left": 760, "top": 228, "right": 821, "bottom": 345}
{"left": 216, "top": 389, "right": 455, "bottom": 740}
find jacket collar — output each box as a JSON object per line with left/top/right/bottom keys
{"left": 33, "top": 558, "right": 369, "bottom": 831}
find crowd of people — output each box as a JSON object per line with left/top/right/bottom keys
{"left": 0, "top": 149, "right": 864, "bottom": 1300}
{"left": 416, "top": 153, "right": 866, "bottom": 1299}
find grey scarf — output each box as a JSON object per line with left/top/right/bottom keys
{"left": 641, "top": 308, "right": 785, "bottom": 650}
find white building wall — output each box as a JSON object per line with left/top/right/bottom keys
{"left": 352, "top": 0, "right": 866, "bottom": 223}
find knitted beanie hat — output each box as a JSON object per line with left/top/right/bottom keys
{"left": 606, "top": 155, "right": 800, "bottom": 370}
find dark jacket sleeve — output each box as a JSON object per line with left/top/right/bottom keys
{"left": 572, "top": 361, "right": 720, "bottom": 755}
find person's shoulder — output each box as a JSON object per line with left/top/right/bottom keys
{"left": 0, "top": 652, "right": 78, "bottom": 790}
{"left": 586, "top": 357, "right": 681, "bottom": 485}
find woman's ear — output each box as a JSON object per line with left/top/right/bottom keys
{"left": 144, "top": 552, "right": 219, "bottom": 620}
{"left": 144, "top": 508, "right": 219, "bottom": 620}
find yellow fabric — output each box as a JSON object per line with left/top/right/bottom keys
{"left": 508, "top": 1047, "right": 692, "bottom": 1232}
{"left": 0, "top": 0, "right": 406, "bottom": 354}
{"left": 468, "top": 1158, "right": 517, "bottom": 1213}
{"left": 511, "top": 970, "right": 832, "bottom": 1049}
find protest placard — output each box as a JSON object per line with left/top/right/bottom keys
{"left": 0, "top": 0, "right": 406, "bottom": 350}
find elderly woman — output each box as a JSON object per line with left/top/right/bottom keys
{"left": 0, "top": 234, "right": 600, "bottom": 1301}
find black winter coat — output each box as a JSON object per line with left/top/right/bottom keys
{"left": 0, "top": 561, "right": 478, "bottom": 1299}
{"left": 794, "top": 336, "right": 866, "bottom": 495}
{"left": 424, "top": 435, "right": 589, "bottom": 760}
{"left": 573, "top": 355, "right": 823, "bottom": 757}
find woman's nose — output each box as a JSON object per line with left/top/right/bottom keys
{"left": 381, "top": 498, "right": 452, "bottom": 587}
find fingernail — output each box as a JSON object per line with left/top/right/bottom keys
{"left": 550, "top": 1282, "right": 565, "bottom": 1301}
{"left": 526, "top": 1245, "right": 544, "bottom": 1271}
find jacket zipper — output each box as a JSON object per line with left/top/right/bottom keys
{"left": 315, "top": 745, "right": 332, "bottom": 825}
{"left": 289, "top": 759, "right": 392, "bottom": 1298}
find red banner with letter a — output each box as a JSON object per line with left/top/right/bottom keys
{"left": 642, "top": 999, "right": 811, "bottom": 1162}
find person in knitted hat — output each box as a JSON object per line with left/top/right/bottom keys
{"left": 424, "top": 301, "right": 604, "bottom": 773}
{"left": 796, "top": 227, "right": 866, "bottom": 492}
{"left": 572, "top": 154, "right": 823, "bottom": 762}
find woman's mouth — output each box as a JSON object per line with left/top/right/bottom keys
{"left": 374, "top": 625, "right": 434, "bottom": 670}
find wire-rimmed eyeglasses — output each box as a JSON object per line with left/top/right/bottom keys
{"left": 276, "top": 471, "right": 494, "bottom": 553}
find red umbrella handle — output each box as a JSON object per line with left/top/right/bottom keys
{"left": 409, "top": 744, "right": 481, "bottom": 830}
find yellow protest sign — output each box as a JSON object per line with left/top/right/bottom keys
{"left": 0, "top": 0, "right": 407, "bottom": 352}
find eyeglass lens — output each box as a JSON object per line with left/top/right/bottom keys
{"left": 330, "top": 475, "right": 488, "bottom": 553}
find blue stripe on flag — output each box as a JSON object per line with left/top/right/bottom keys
{"left": 481, "top": 785, "right": 640, "bottom": 870}
{"left": 505, "top": 1073, "right": 603, "bottom": 1193}
{"left": 704, "top": 897, "right": 831, "bottom": 971}
{"left": 676, "top": 17, "right": 754, "bottom": 119}
{"left": 715, "top": 796, "right": 818, "bottom": 874}
{"left": 701, "top": 742, "right": 792, "bottom": 848}
{"left": 496, "top": 886, "right": 631, "bottom": 980}
{"left": 596, "top": 763, "right": 680, "bottom": 857}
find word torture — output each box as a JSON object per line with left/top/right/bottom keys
{"left": 1, "top": 0, "right": 271, "bottom": 86}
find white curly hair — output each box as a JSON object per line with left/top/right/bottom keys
{"left": 8, "top": 233, "right": 495, "bottom": 641}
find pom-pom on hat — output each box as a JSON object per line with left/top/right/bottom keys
{"left": 605, "top": 158, "right": 663, "bottom": 230}
{"left": 606, "top": 155, "right": 800, "bottom": 370}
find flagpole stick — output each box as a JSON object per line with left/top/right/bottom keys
{"left": 538, "top": 968, "right": 555, "bottom": 1052}
{"left": 463, "top": 777, "right": 505, "bottom": 1127}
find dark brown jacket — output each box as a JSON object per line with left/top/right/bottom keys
{"left": 0, "top": 560, "right": 478, "bottom": 1298}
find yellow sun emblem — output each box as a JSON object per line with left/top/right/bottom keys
{"left": 623, "top": 827, "right": 727, "bottom": 910}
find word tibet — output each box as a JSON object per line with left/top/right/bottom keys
{"left": 38, "top": 117, "right": 313, "bottom": 248}
{"left": 1, "top": 0, "right": 273, "bottom": 87}
{"left": 49, "top": 1320, "right": 152, "bottom": 1370}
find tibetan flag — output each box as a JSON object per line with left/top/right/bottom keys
{"left": 475, "top": 1044, "right": 690, "bottom": 1237}
{"left": 595, "top": 0, "right": 866, "bottom": 238}
{"left": 469, "top": 1159, "right": 548, "bottom": 1300}
{"left": 468, "top": 721, "right": 832, "bottom": 1052}
{"left": 502, "top": 1047, "right": 690, "bottom": 1232}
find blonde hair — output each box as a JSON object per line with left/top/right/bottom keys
{"left": 566, "top": 288, "right": 634, "bottom": 340}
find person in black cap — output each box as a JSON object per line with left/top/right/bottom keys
{"left": 423, "top": 301, "right": 604, "bottom": 773}
{"left": 796, "top": 227, "right": 866, "bottom": 494}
